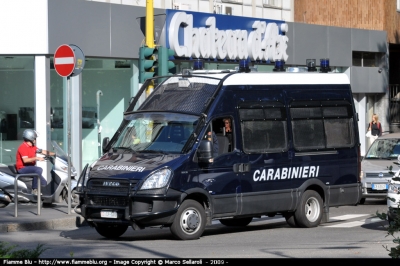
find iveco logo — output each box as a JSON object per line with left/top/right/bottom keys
{"left": 379, "top": 172, "right": 383, "bottom": 178}
{"left": 103, "top": 181, "right": 120, "bottom": 186}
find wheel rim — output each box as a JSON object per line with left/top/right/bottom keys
{"left": 180, "top": 208, "right": 201, "bottom": 235}
{"left": 304, "top": 196, "right": 320, "bottom": 222}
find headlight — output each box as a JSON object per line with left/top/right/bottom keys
{"left": 140, "top": 168, "right": 172, "bottom": 190}
{"left": 388, "top": 184, "right": 399, "bottom": 194}
{"left": 360, "top": 170, "right": 364, "bottom": 180}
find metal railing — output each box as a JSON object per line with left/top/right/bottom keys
{"left": 14, "top": 173, "right": 41, "bottom": 217}
{"left": 390, "top": 84, "right": 400, "bottom": 124}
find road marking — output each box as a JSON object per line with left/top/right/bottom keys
{"left": 211, "top": 216, "right": 285, "bottom": 225}
{"left": 212, "top": 214, "right": 384, "bottom": 228}
{"left": 323, "top": 217, "right": 384, "bottom": 228}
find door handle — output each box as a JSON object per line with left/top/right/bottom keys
{"left": 233, "top": 163, "right": 251, "bottom": 173}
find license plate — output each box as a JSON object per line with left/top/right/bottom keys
{"left": 372, "top": 183, "right": 388, "bottom": 190}
{"left": 100, "top": 210, "right": 117, "bottom": 219}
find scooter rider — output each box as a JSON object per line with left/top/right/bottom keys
{"left": 16, "top": 129, "right": 55, "bottom": 195}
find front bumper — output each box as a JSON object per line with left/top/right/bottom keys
{"left": 80, "top": 188, "right": 183, "bottom": 227}
{"left": 361, "top": 180, "right": 391, "bottom": 198}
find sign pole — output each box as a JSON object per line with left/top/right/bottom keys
{"left": 67, "top": 76, "right": 72, "bottom": 215}
{"left": 54, "top": 44, "right": 85, "bottom": 215}
{"left": 96, "top": 90, "right": 103, "bottom": 158}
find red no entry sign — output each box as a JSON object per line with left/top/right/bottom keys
{"left": 54, "top": 44, "right": 85, "bottom": 77}
{"left": 54, "top": 44, "right": 75, "bottom": 77}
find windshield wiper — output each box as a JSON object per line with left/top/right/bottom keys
{"left": 112, "top": 147, "right": 136, "bottom": 154}
{"left": 144, "top": 150, "right": 168, "bottom": 154}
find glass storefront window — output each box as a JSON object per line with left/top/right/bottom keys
{"left": 81, "top": 58, "right": 133, "bottom": 166}
{"left": 0, "top": 56, "right": 35, "bottom": 165}
{"left": 50, "top": 58, "right": 134, "bottom": 166}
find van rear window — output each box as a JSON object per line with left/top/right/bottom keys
{"left": 290, "top": 101, "right": 355, "bottom": 151}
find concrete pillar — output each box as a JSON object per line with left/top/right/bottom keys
{"left": 34, "top": 55, "right": 51, "bottom": 180}
{"left": 354, "top": 93, "right": 367, "bottom": 156}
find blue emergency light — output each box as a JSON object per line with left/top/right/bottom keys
{"left": 193, "top": 59, "right": 204, "bottom": 70}
{"left": 273, "top": 60, "right": 285, "bottom": 72}
{"left": 306, "top": 59, "right": 317, "bottom": 72}
{"left": 239, "top": 59, "right": 250, "bottom": 73}
{"left": 320, "top": 58, "right": 331, "bottom": 73}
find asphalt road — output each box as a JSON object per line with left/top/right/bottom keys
{"left": 0, "top": 199, "right": 397, "bottom": 259}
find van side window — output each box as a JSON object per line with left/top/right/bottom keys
{"left": 205, "top": 118, "right": 234, "bottom": 156}
{"left": 239, "top": 102, "right": 287, "bottom": 153}
{"left": 290, "top": 101, "right": 355, "bottom": 151}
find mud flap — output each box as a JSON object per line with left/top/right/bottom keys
{"left": 321, "top": 206, "right": 329, "bottom": 224}
{"left": 205, "top": 209, "right": 212, "bottom": 225}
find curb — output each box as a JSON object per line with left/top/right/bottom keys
{"left": 0, "top": 216, "right": 88, "bottom": 233}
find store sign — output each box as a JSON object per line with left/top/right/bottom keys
{"left": 166, "top": 10, "right": 289, "bottom": 62}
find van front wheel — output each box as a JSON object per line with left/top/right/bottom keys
{"left": 170, "top": 200, "right": 206, "bottom": 240}
{"left": 294, "top": 190, "right": 323, "bottom": 228}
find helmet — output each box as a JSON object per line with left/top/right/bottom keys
{"left": 22, "top": 129, "right": 38, "bottom": 142}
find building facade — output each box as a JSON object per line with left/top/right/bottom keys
{"left": 0, "top": 0, "right": 387, "bottom": 179}
{"left": 294, "top": 0, "right": 400, "bottom": 134}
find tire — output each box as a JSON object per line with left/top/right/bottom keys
{"left": 219, "top": 217, "right": 253, "bottom": 227}
{"left": 359, "top": 198, "right": 366, "bottom": 205}
{"left": 0, "top": 202, "right": 10, "bottom": 208}
{"left": 64, "top": 188, "right": 79, "bottom": 207}
{"left": 94, "top": 224, "right": 128, "bottom": 239}
{"left": 170, "top": 200, "right": 206, "bottom": 240}
{"left": 283, "top": 212, "right": 298, "bottom": 228}
{"left": 294, "top": 190, "right": 323, "bottom": 228}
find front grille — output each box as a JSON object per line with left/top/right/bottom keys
{"left": 87, "top": 179, "right": 138, "bottom": 195}
{"left": 366, "top": 188, "right": 388, "bottom": 194}
{"left": 88, "top": 196, "right": 129, "bottom": 207}
{"left": 365, "top": 173, "right": 393, "bottom": 178}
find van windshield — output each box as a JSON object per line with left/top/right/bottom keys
{"left": 365, "top": 138, "right": 400, "bottom": 159}
{"left": 112, "top": 112, "right": 199, "bottom": 154}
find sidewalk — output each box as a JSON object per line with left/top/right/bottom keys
{"left": 0, "top": 202, "right": 87, "bottom": 233}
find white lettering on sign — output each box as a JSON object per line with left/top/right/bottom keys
{"left": 54, "top": 57, "right": 74, "bottom": 65}
{"left": 253, "top": 166, "right": 320, "bottom": 182}
{"left": 168, "top": 12, "right": 289, "bottom": 62}
{"left": 97, "top": 165, "right": 146, "bottom": 172}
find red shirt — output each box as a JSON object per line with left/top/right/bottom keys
{"left": 16, "top": 142, "right": 37, "bottom": 170}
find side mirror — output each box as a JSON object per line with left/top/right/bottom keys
{"left": 197, "top": 139, "right": 213, "bottom": 164}
{"left": 102, "top": 137, "right": 110, "bottom": 154}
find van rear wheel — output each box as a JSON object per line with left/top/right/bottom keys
{"left": 170, "top": 200, "right": 206, "bottom": 240}
{"left": 294, "top": 190, "right": 323, "bottom": 228}
{"left": 94, "top": 223, "right": 128, "bottom": 239}
{"left": 219, "top": 217, "right": 253, "bottom": 227}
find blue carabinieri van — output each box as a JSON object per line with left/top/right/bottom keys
{"left": 77, "top": 64, "right": 362, "bottom": 240}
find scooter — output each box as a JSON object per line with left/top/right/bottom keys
{"left": 0, "top": 140, "right": 78, "bottom": 207}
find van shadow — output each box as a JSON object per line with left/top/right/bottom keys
{"left": 60, "top": 220, "right": 289, "bottom": 242}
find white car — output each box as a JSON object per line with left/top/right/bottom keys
{"left": 360, "top": 133, "right": 400, "bottom": 204}
{"left": 388, "top": 156, "right": 400, "bottom": 223}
